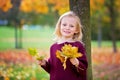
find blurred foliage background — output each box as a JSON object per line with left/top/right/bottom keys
{"left": 0, "top": 0, "right": 120, "bottom": 80}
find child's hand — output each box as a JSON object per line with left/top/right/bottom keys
{"left": 70, "top": 58, "right": 79, "bottom": 67}
{"left": 38, "top": 59, "right": 47, "bottom": 66}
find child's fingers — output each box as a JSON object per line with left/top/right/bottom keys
{"left": 38, "top": 60, "right": 46, "bottom": 66}
{"left": 70, "top": 58, "right": 79, "bottom": 66}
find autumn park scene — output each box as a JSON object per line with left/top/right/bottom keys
{"left": 0, "top": 0, "right": 120, "bottom": 80}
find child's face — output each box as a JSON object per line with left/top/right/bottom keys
{"left": 60, "top": 16, "right": 78, "bottom": 39}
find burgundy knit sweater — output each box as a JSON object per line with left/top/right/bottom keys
{"left": 41, "top": 41, "right": 88, "bottom": 80}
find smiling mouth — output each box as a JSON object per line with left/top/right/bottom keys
{"left": 63, "top": 30, "right": 71, "bottom": 34}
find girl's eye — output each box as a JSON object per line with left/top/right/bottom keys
{"left": 70, "top": 25, "right": 74, "bottom": 28}
{"left": 63, "top": 24, "right": 66, "bottom": 26}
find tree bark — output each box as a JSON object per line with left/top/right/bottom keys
{"left": 11, "top": 0, "right": 21, "bottom": 49}
{"left": 69, "top": 0, "right": 93, "bottom": 80}
{"left": 98, "top": 16, "right": 102, "bottom": 48}
{"left": 109, "top": 0, "right": 117, "bottom": 53}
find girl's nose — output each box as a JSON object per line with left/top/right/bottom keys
{"left": 65, "top": 25, "right": 70, "bottom": 29}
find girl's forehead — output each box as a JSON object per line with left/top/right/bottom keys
{"left": 61, "top": 16, "right": 77, "bottom": 24}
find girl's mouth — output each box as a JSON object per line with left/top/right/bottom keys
{"left": 63, "top": 30, "right": 71, "bottom": 34}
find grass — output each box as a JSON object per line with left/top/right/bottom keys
{"left": 92, "top": 40, "right": 120, "bottom": 48}
{"left": 0, "top": 26, "right": 120, "bottom": 50}
{"left": 0, "top": 26, "right": 54, "bottom": 50}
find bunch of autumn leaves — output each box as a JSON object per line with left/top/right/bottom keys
{"left": 28, "top": 44, "right": 83, "bottom": 70}
{"left": 56, "top": 44, "right": 83, "bottom": 69}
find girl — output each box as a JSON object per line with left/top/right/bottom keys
{"left": 38, "top": 11, "right": 88, "bottom": 80}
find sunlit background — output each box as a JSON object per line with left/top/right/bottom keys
{"left": 0, "top": 0, "right": 120, "bottom": 80}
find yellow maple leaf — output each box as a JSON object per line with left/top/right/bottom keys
{"left": 56, "top": 50, "right": 65, "bottom": 62}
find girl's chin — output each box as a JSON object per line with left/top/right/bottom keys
{"left": 62, "top": 35, "right": 72, "bottom": 38}
{"left": 62, "top": 33, "right": 71, "bottom": 35}
{"left": 62, "top": 34, "right": 71, "bottom": 36}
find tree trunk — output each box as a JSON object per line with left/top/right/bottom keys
{"left": 11, "top": 0, "right": 21, "bottom": 49}
{"left": 109, "top": 0, "right": 117, "bottom": 53}
{"left": 98, "top": 16, "right": 102, "bottom": 48}
{"left": 14, "top": 23, "right": 19, "bottom": 48}
{"left": 69, "top": 0, "right": 93, "bottom": 80}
